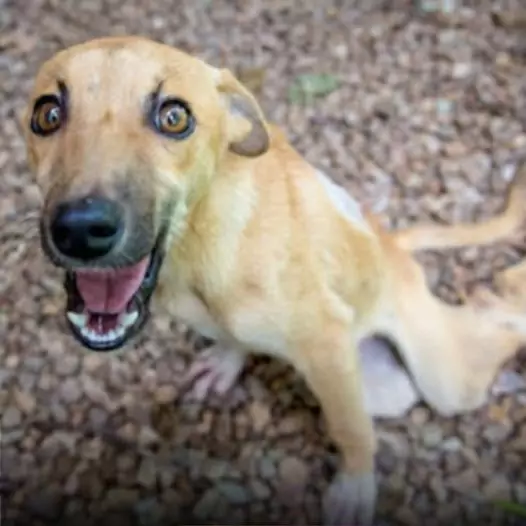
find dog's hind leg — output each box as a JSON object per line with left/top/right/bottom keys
{"left": 374, "top": 237, "right": 526, "bottom": 417}
{"left": 357, "top": 161, "right": 526, "bottom": 417}
{"left": 357, "top": 270, "right": 526, "bottom": 419}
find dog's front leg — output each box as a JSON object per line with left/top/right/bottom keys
{"left": 292, "top": 328, "right": 377, "bottom": 526}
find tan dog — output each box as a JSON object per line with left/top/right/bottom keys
{"left": 23, "top": 36, "right": 526, "bottom": 525}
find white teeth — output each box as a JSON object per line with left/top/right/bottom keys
{"left": 80, "top": 327, "right": 97, "bottom": 341}
{"left": 75, "top": 311, "right": 138, "bottom": 346}
{"left": 120, "top": 310, "right": 139, "bottom": 328}
{"left": 67, "top": 312, "right": 88, "bottom": 329}
{"left": 80, "top": 327, "right": 114, "bottom": 345}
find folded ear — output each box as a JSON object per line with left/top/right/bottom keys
{"left": 215, "top": 68, "right": 270, "bottom": 158}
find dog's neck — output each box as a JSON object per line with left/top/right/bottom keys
{"left": 160, "top": 156, "right": 259, "bottom": 292}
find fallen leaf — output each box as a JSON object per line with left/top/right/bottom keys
{"left": 288, "top": 73, "right": 339, "bottom": 104}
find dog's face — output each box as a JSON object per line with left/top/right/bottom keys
{"left": 23, "top": 36, "right": 269, "bottom": 352}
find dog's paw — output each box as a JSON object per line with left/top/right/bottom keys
{"left": 323, "top": 471, "right": 377, "bottom": 526}
{"left": 181, "top": 344, "right": 246, "bottom": 401}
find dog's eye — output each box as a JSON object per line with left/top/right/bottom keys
{"left": 154, "top": 100, "right": 194, "bottom": 138}
{"left": 31, "top": 96, "right": 63, "bottom": 136}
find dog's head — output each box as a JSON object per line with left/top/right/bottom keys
{"left": 23, "top": 36, "right": 270, "bottom": 352}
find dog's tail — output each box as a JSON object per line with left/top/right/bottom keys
{"left": 392, "top": 159, "right": 526, "bottom": 253}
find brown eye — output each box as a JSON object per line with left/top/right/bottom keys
{"left": 31, "top": 96, "right": 63, "bottom": 136}
{"left": 154, "top": 99, "right": 194, "bottom": 138}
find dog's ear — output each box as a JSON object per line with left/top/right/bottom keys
{"left": 215, "top": 68, "right": 270, "bottom": 158}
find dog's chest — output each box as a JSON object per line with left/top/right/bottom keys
{"left": 165, "top": 289, "right": 288, "bottom": 358}
{"left": 168, "top": 291, "right": 228, "bottom": 342}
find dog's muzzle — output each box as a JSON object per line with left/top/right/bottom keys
{"left": 40, "top": 192, "right": 175, "bottom": 352}
{"left": 41, "top": 220, "right": 167, "bottom": 352}
{"left": 62, "top": 233, "right": 165, "bottom": 352}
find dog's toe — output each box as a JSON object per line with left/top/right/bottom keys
{"left": 182, "top": 344, "right": 246, "bottom": 401}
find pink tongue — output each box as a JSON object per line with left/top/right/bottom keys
{"left": 75, "top": 257, "right": 150, "bottom": 314}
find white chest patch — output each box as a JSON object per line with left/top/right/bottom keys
{"left": 315, "top": 169, "right": 370, "bottom": 233}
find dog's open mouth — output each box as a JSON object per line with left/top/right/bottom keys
{"left": 63, "top": 245, "right": 164, "bottom": 352}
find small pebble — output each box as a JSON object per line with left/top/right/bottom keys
{"left": 2, "top": 407, "right": 21, "bottom": 429}
{"left": 278, "top": 456, "right": 309, "bottom": 505}
{"left": 483, "top": 423, "right": 512, "bottom": 444}
{"left": 59, "top": 378, "right": 82, "bottom": 404}
{"left": 154, "top": 384, "right": 177, "bottom": 404}
{"left": 193, "top": 488, "right": 224, "bottom": 520}
{"left": 136, "top": 458, "right": 158, "bottom": 489}
{"left": 249, "top": 400, "right": 271, "bottom": 433}
{"left": 87, "top": 406, "right": 108, "bottom": 429}
{"left": 421, "top": 424, "right": 443, "bottom": 448}
{"left": 448, "top": 468, "right": 479, "bottom": 494}
{"left": 13, "top": 389, "right": 36, "bottom": 414}
{"left": 54, "top": 354, "right": 80, "bottom": 376}
{"left": 251, "top": 479, "right": 271, "bottom": 500}
{"left": 441, "top": 437, "right": 463, "bottom": 452}
{"left": 452, "top": 62, "right": 472, "bottom": 79}
{"left": 134, "top": 497, "right": 164, "bottom": 525}
{"left": 259, "top": 457, "right": 277, "bottom": 480}
{"left": 104, "top": 488, "right": 140, "bottom": 509}
{"left": 482, "top": 475, "right": 512, "bottom": 501}
{"left": 217, "top": 481, "right": 251, "bottom": 504}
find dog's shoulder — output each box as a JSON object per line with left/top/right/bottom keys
{"left": 245, "top": 125, "right": 373, "bottom": 238}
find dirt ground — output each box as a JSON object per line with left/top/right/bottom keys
{"left": 1, "top": 1, "right": 526, "bottom": 525}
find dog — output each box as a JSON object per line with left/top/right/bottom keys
{"left": 23, "top": 36, "right": 526, "bottom": 525}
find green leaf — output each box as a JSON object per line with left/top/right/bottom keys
{"left": 288, "top": 73, "right": 340, "bottom": 104}
{"left": 493, "top": 500, "right": 526, "bottom": 518}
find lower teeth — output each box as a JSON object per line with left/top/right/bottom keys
{"left": 66, "top": 310, "right": 139, "bottom": 344}
{"left": 80, "top": 325, "right": 126, "bottom": 344}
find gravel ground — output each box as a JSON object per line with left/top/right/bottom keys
{"left": 1, "top": 1, "right": 526, "bottom": 525}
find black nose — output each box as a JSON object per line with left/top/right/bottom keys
{"left": 50, "top": 197, "right": 124, "bottom": 261}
